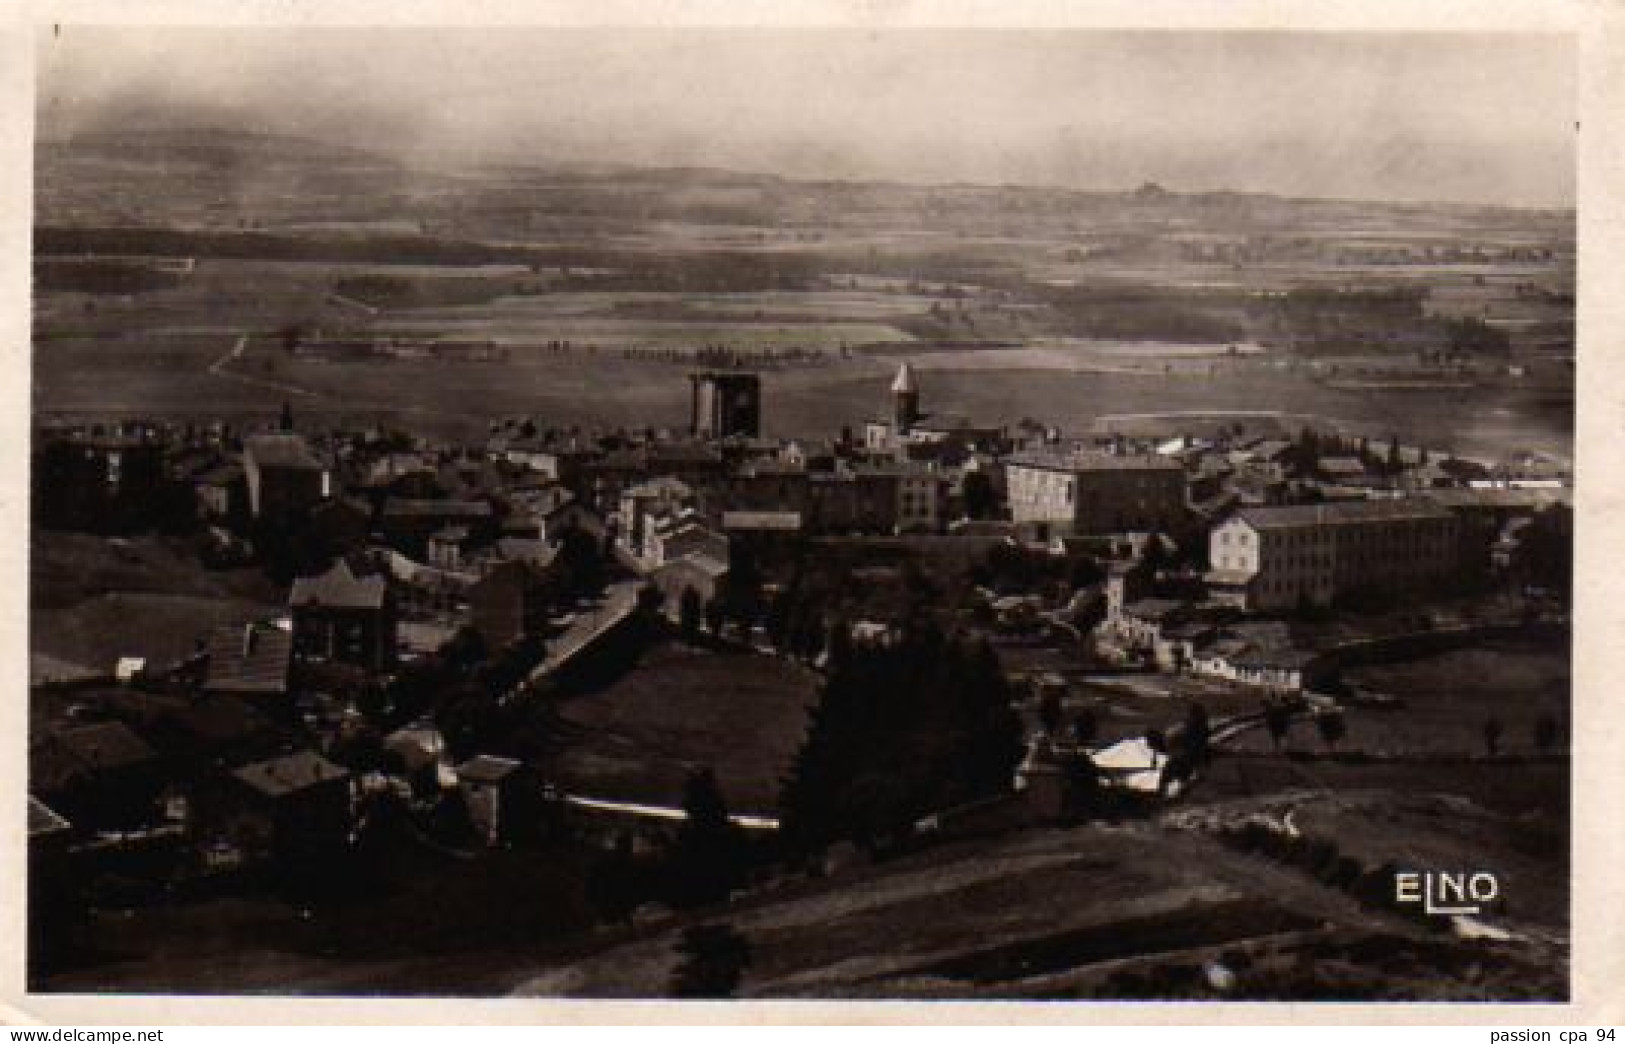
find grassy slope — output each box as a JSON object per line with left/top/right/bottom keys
{"left": 552, "top": 640, "right": 819, "bottom": 815}
{"left": 30, "top": 531, "right": 283, "bottom": 674}
{"left": 510, "top": 806, "right": 1566, "bottom": 1000}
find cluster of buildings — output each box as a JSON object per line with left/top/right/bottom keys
{"left": 29, "top": 361, "right": 1571, "bottom": 889}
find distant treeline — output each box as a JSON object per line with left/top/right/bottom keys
{"left": 1037, "top": 283, "right": 1251, "bottom": 344}
{"left": 36, "top": 226, "right": 823, "bottom": 293}
{"left": 37, "top": 225, "right": 544, "bottom": 266}
{"left": 1031, "top": 281, "right": 1490, "bottom": 350}
{"left": 34, "top": 258, "right": 184, "bottom": 295}
{"left": 333, "top": 274, "right": 521, "bottom": 310}
{"left": 1271, "top": 286, "right": 1427, "bottom": 319}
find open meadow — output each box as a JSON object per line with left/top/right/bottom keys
{"left": 33, "top": 130, "right": 1575, "bottom": 464}
{"left": 551, "top": 641, "right": 819, "bottom": 816}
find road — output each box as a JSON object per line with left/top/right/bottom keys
{"left": 503, "top": 580, "right": 645, "bottom": 703}
{"left": 206, "top": 333, "right": 322, "bottom": 399}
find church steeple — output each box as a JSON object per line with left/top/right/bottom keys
{"left": 891, "top": 362, "right": 920, "bottom": 432}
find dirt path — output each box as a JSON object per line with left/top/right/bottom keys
{"left": 205, "top": 332, "right": 488, "bottom": 422}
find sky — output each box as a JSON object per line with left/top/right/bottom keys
{"left": 35, "top": 27, "right": 1576, "bottom": 207}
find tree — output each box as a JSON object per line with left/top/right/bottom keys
{"left": 1071, "top": 709, "right": 1099, "bottom": 749}
{"left": 587, "top": 834, "right": 644, "bottom": 925}
{"left": 429, "top": 787, "right": 478, "bottom": 848}
{"left": 1511, "top": 504, "right": 1573, "bottom": 603}
{"left": 669, "top": 767, "right": 744, "bottom": 907}
{"left": 1483, "top": 715, "right": 1504, "bottom": 758}
{"left": 554, "top": 526, "right": 605, "bottom": 599}
{"left": 1295, "top": 426, "right": 1322, "bottom": 472}
{"left": 1180, "top": 702, "right": 1212, "bottom": 766}
{"left": 679, "top": 587, "right": 703, "bottom": 644}
{"left": 1264, "top": 701, "right": 1292, "bottom": 753}
{"left": 779, "top": 630, "right": 1022, "bottom": 855}
{"left": 1063, "top": 751, "right": 1102, "bottom": 818}
{"left": 442, "top": 625, "right": 489, "bottom": 673}
{"left": 1314, "top": 711, "right": 1346, "bottom": 752}
{"left": 354, "top": 680, "right": 390, "bottom": 724}
{"left": 961, "top": 470, "right": 998, "bottom": 521}
{"left": 1445, "top": 316, "right": 1511, "bottom": 356}
{"left": 437, "top": 690, "right": 503, "bottom": 761}
{"left": 670, "top": 924, "right": 751, "bottom": 998}
{"left": 1533, "top": 712, "right": 1560, "bottom": 754}
{"left": 1038, "top": 688, "right": 1063, "bottom": 737}
{"left": 1159, "top": 751, "right": 1195, "bottom": 797}
{"left": 635, "top": 582, "right": 664, "bottom": 622}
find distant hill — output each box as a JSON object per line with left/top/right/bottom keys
{"left": 37, "top": 124, "right": 1574, "bottom": 227}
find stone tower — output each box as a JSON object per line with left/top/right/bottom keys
{"left": 689, "top": 372, "right": 761, "bottom": 440}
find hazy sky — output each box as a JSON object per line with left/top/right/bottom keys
{"left": 37, "top": 27, "right": 1575, "bottom": 207}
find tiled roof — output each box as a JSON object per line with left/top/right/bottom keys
{"left": 158, "top": 696, "right": 272, "bottom": 747}
{"left": 1006, "top": 451, "right": 1182, "bottom": 473}
{"left": 1318, "top": 457, "right": 1367, "bottom": 475}
{"left": 28, "top": 796, "right": 71, "bottom": 837}
{"left": 53, "top": 721, "right": 158, "bottom": 771}
{"left": 721, "top": 511, "right": 802, "bottom": 531}
{"left": 245, "top": 433, "right": 325, "bottom": 471}
{"left": 456, "top": 755, "right": 523, "bottom": 785}
{"left": 645, "top": 443, "right": 724, "bottom": 465}
{"left": 1232, "top": 498, "right": 1453, "bottom": 529}
{"left": 204, "top": 623, "right": 292, "bottom": 696}
{"left": 1122, "top": 598, "right": 1188, "bottom": 621}
{"left": 193, "top": 461, "right": 244, "bottom": 487}
{"left": 658, "top": 554, "right": 730, "bottom": 580}
{"left": 232, "top": 751, "right": 349, "bottom": 798}
{"left": 289, "top": 559, "right": 388, "bottom": 610}
{"left": 625, "top": 476, "right": 693, "bottom": 500}
{"left": 1427, "top": 488, "right": 1572, "bottom": 511}
{"left": 382, "top": 498, "right": 493, "bottom": 519}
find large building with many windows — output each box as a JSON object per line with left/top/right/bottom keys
{"left": 1205, "top": 498, "right": 1460, "bottom": 613}
{"left": 1004, "top": 450, "right": 1186, "bottom": 537}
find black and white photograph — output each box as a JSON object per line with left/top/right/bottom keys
{"left": 15, "top": 16, "right": 1599, "bottom": 1011}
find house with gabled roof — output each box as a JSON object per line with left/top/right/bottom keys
{"left": 289, "top": 559, "right": 396, "bottom": 672}
{"left": 227, "top": 750, "right": 352, "bottom": 866}
{"left": 31, "top": 720, "right": 164, "bottom": 828}
{"left": 469, "top": 557, "right": 561, "bottom": 649}
{"left": 454, "top": 755, "right": 553, "bottom": 846}
{"left": 243, "top": 433, "right": 329, "bottom": 521}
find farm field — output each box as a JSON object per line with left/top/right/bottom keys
{"left": 1195, "top": 754, "right": 1570, "bottom": 820}
{"left": 32, "top": 146, "right": 1576, "bottom": 466}
{"left": 371, "top": 317, "right": 915, "bottom": 350}
{"left": 1225, "top": 638, "right": 1570, "bottom": 759}
{"left": 511, "top": 805, "right": 1565, "bottom": 999}
{"left": 32, "top": 321, "right": 1576, "bottom": 464}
